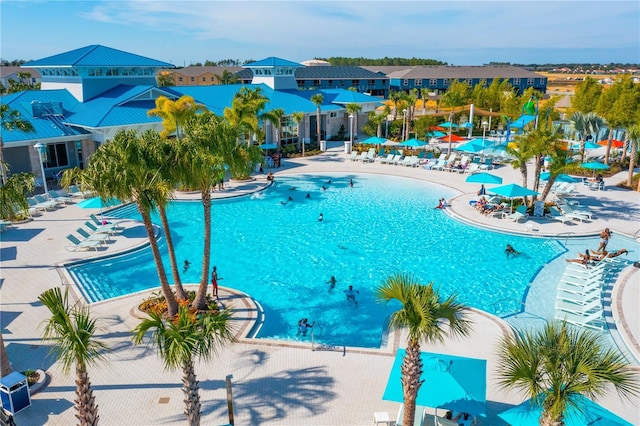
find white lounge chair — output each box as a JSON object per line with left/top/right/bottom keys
{"left": 347, "top": 152, "right": 358, "bottom": 161}
{"left": 363, "top": 148, "right": 377, "bottom": 163}
{"left": 354, "top": 151, "right": 368, "bottom": 162}
{"left": 27, "top": 196, "right": 57, "bottom": 212}
{"left": 85, "top": 221, "right": 119, "bottom": 235}
{"left": 503, "top": 205, "right": 529, "bottom": 222}
{"left": 555, "top": 298, "right": 602, "bottom": 315}
{"left": 546, "top": 206, "right": 573, "bottom": 225}
{"left": 68, "top": 185, "right": 94, "bottom": 198}
{"left": 65, "top": 234, "right": 102, "bottom": 251}
{"left": 556, "top": 288, "right": 600, "bottom": 305}
{"left": 34, "top": 194, "right": 63, "bottom": 208}
{"left": 557, "top": 280, "right": 602, "bottom": 297}
{"left": 376, "top": 153, "right": 393, "bottom": 164}
{"left": 48, "top": 190, "right": 74, "bottom": 205}
{"left": 76, "top": 227, "right": 111, "bottom": 243}
{"left": 555, "top": 309, "right": 605, "bottom": 331}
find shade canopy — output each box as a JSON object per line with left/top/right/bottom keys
{"left": 260, "top": 143, "right": 277, "bottom": 150}
{"left": 490, "top": 183, "right": 538, "bottom": 198}
{"left": 382, "top": 140, "right": 401, "bottom": 147}
{"left": 382, "top": 350, "right": 487, "bottom": 416}
{"left": 439, "top": 134, "right": 466, "bottom": 142}
{"left": 540, "top": 172, "right": 578, "bottom": 183}
{"left": 466, "top": 172, "right": 503, "bottom": 185}
{"left": 427, "top": 131, "right": 446, "bottom": 138}
{"left": 498, "top": 394, "right": 633, "bottom": 426}
{"left": 459, "top": 122, "right": 473, "bottom": 128}
{"left": 76, "top": 197, "right": 122, "bottom": 209}
{"left": 456, "top": 142, "right": 485, "bottom": 153}
{"left": 581, "top": 161, "right": 610, "bottom": 170}
{"left": 362, "top": 136, "right": 388, "bottom": 145}
{"left": 570, "top": 141, "right": 601, "bottom": 150}
{"left": 429, "top": 126, "right": 446, "bottom": 131}
{"left": 399, "top": 138, "right": 427, "bottom": 148}
{"left": 598, "top": 139, "right": 624, "bottom": 148}
{"left": 439, "top": 121, "right": 459, "bottom": 129}
{"left": 466, "top": 138, "right": 494, "bottom": 148}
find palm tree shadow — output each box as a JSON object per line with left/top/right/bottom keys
{"left": 200, "top": 365, "right": 336, "bottom": 424}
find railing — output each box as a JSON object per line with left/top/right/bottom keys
{"left": 310, "top": 327, "right": 346, "bottom": 355}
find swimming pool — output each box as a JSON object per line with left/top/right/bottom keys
{"left": 69, "top": 173, "right": 564, "bottom": 348}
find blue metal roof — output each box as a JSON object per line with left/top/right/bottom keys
{"left": 243, "top": 57, "right": 302, "bottom": 68}
{"left": 24, "top": 45, "right": 174, "bottom": 68}
{"left": 0, "top": 90, "right": 87, "bottom": 143}
{"left": 325, "top": 89, "right": 382, "bottom": 105}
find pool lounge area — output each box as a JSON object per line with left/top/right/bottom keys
{"left": 2, "top": 143, "right": 639, "bottom": 425}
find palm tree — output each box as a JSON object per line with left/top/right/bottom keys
{"left": 311, "top": 93, "right": 324, "bottom": 144}
{"left": 263, "top": 108, "right": 285, "bottom": 153}
{"left": 84, "top": 129, "right": 179, "bottom": 316}
{"left": 147, "top": 95, "right": 204, "bottom": 141}
{"left": 291, "top": 111, "right": 305, "bottom": 155}
{"left": 224, "top": 87, "right": 269, "bottom": 146}
{"left": 497, "top": 321, "right": 639, "bottom": 426}
{"left": 39, "top": 288, "right": 107, "bottom": 426}
{"left": 155, "top": 72, "right": 175, "bottom": 87}
{"left": 626, "top": 124, "right": 640, "bottom": 188}
{"left": 538, "top": 142, "right": 573, "bottom": 202}
{"left": 0, "top": 172, "right": 35, "bottom": 221}
{"left": 389, "top": 90, "right": 403, "bottom": 120}
{"left": 132, "top": 306, "right": 235, "bottom": 426}
{"left": 345, "top": 103, "right": 362, "bottom": 140}
{"left": 376, "top": 273, "right": 472, "bottom": 426}
{"left": 213, "top": 70, "right": 240, "bottom": 85}
{"left": 506, "top": 132, "right": 535, "bottom": 205}
{"left": 1, "top": 104, "right": 34, "bottom": 185}
{"left": 420, "top": 88, "right": 429, "bottom": 115}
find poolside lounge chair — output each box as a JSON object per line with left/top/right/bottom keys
{"left": 402, "top": 155, "right": 419, "bottom": 167}
{"left": 559, "top": 202, "right": 592, "bottom": 221}
{"left": 85, "top": 221, "right": 119, "bottom": 235}
{"left": 347, "top": 152, "right": 358, "bottom": 161}
{"left": 27, "top": 196, "right": 56, "bottom": 212}
{"left": 546, "top": 206, "right": 573, "bottom": 225}
{"left": 0, "top": 220, "right": 13, "bottom": 232}
{"left": 48, "top": 190, "right": 74, "bottom": 204}
{"left": 89, "top": 213, "right": 125, "bottom": 228}
{"left": 555, "top": 308, "right": 605, "bottom": 331}
{"left": 354, "top": 151, "right": 369, "bottom": 162}
{"left": 464, "top": 163, "right": 480, "bottom": 174}
{"left": 555, "top": 298, "right": 602, "bottom": 316}
{"left": 65, "top": 234, "right": 102, "bottom": 251}
{"left": 375, "top": 153, "right": 393, "bottom": 164}
{"left": 503, "top": 205, "right": 528, "bottom": 222}
{"left": 435, "top": 416, "right": 459, "bottom": 426}
{"left": 34, "top": 194, "right": 63, "bottom": 208}
{"left": 363, "top": 148, "right": 377, "bottom": 163}
{"left": 76, "top": 227, "right": 111, "bottom": 243}
{"left": 68, "top": 185, "right": 94, "bottom": 198}
{"left": 478, "top": 157, "right": 493, "bottom": 170}
{"left": 556, "top": 288, "right": 600, "bottom": 305}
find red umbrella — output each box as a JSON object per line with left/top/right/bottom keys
{"left": 598, "top": 139, "right": 624, "bottom": 148}
{"left": 439, "top": 134, "right": 466, "bottom": 142}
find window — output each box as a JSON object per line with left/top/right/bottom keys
{"left": 467, "top": 79, "right": 473, "bottom": 85}
{"left": 430, "top": 79, "right": 437, "bottom": 86}
{"left": 191, "top": 77, "right": 195, "bottom": 82}
{"left": 415, "top": 80, "right": 422, "bottom": 86}
{"left": 404, "top": 79, "right": 409, "bottom": 86}
{"left": 352, "top": 80, "right": 360, "bottom": 86}
{"left": 211, "top": 77, "right": 215, "bottom": 81}
{"left": 340, "top": 80, "right": 345, "bottom": 87}
{"left": 368, "top": 79, "right": 375, "bottom": 85}
{"left": 45, "top": 143, "right": 69, "bottom": 168}
{"left": 527, "top": 78, "right": 534, "bottom": 85}
{"left": 513, "top": 78, "right": 521, "bottom": 85}
{"left": 328, "top": 80, "right": 333, "bottom": 87}
{"left": 330, "top": 112, "right": 337, "bottom": 118}
{"left": 313, "top": 80, "right": 320, "bottom": 86}
{"left": 443, "top": 79, "right": 449, "bottom": 86}
{"left": 179, "top": 77, "right": 183, "bottom": 82}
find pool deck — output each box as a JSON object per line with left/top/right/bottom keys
{"left": 2, "top": 143, "right": 639, "bottom": 425}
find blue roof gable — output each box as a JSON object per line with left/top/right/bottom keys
{"left": 0, "top": 90, "right": 86, "bottom": 143}
{"left": 244, "top": 57, "right": 302, "bottom": 68}
{"left": 24, "top": 45, "right": 174, "bottom": 68}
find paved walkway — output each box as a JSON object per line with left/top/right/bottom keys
{"left": 2, "top": 144, "right": 639, "bottom": 425}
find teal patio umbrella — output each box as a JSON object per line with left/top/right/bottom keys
{"left": 466, "top": 172, "right": 503, "bottom": 185}
{"left": 427, "top": 131, "right": 446, "bottom": 138}
{"left": 382, "top": 350, "right": 487, "bottom": 417}
{"left": 260, "top": 143, "right": 278, "bottom": 150}
{"left": 581, "top": 161, "right": 610, "bottom": 171}
{"left": 570, "top": 141, "right": 601, "bottom": 150}
{"left": 540, "top": 172, "right": 578, "bottom": 183}
{"left": 499, "top": 394, "right": 633, "bottom": 426}
{"left": 456, "top": 142, "right": 485, "bottom": 153}
{"left": 362, "top": 136, "right": 388, "bottom": 145}
{"left": 490, "top": 183, "right": 538, "bottom": 198}
{"left": 399, "top": 138, "right": 427, "bottom": 149}
{"left": 439, "top": 121, "right": 459, "bottom": 129}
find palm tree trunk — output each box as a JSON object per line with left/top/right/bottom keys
{"left": 604, "top": 133, "right": 613, "bottom": 165}
{"left": 540, "top": 178, "right": 555, "bottom": 202}
{"left": 0, "top": 137, "right": 7, "bottom": 186}
{"left": 299, "top": 122, "right": 305, "bottom": 157}
{"left": 621, "top": 137, "right": 629, "bottom": 162}
{"left": 158, "top": 205, "right": 186, "bottom": 301}
{"left": 140, "top": 207, "right": 178, "bottom": 317}
{"left": 182, "top": 359, "right": 201, "bottom": 426}
{"left": 1, "top": 334, "right": 12, "bottom": 376}
{"left": 401, "top": 339, "right": 423, "bottom": 426}
{"left": 533, "top": 155, "right": 543, "bottom": 193}
{"left": 192, "top": 190, "right": 212, "bottom": 310}
{"left": 520, "top": 164, "right": 529, "bottom": 206}
{"left": 628, "top": 139, "right": 637, "bottom": 187}
{"left": 316, "top": 107, "right": 321, "bottom": 143}
{"left": 75, "top": 363, "right": 99, "bottom": 426}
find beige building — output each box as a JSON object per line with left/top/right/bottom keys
{"left": 158, "top": 66, "right": 243, "bottom": 86}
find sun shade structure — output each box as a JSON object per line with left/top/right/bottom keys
{"left": 399, "top": 138, "right": 427, "bottom": 148}
{"left": 427, "top": 131, "right": 446, "bottom": 138}
{"left": 361, "top": 136, "right": 388, "bottom": 145}
{"left": 581, "top": 161, "right": 610, "bottom": 170}
{"left": 439, "top": 121, "right": 459, "bottom": 129}
{"left": 569, "top": 141, "right": 601, "bottom": 150}
{"left": 382, "top": 350, "right": 487, "bottom": 417}
{"left": 598, "top": 139, "right": 624, "bottom": 148}
{"left": 76, "top": 197, "right": 121, "bottom": 209}
{"left": 456, "top": 142, "right": 485, "bottom": 153}
{"left": 438, "top": 134, "right": 466, "bottom": 142}
{"left": 465, "top": 172, "right": 503, "bottom": 185}
{"left": 540, "top": 172, "right": 578, "bottom": 183}
{"left": 260, "top": 143, "right": 277, "bottom": 150}
{"left": 498, "top": 394, "right": 633, "bottom": 426}
{"left": 489, "top": 183, "right": 538, "bottom": 198}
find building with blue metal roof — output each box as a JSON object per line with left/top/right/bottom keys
{"left": 2, "top": 45, "right": 380, "bottom": 183}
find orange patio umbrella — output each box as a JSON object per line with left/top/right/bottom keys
{"left": 439, "top": 134, "right": 466, "bottom": 142}
{"left": 598, "top": 139, "right": 624, "bottom": 148}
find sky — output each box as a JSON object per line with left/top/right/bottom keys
{"left": 1, "top": 0, "right": 639, "bottom": 66}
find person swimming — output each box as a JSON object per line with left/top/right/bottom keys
{"left": 318, "top": 213, "right": 324, "bottom": 222}
{"left": 305, "top": 193, "right": 311, "bottom": 198}
{"left": 327, "top": 275, "right": 337, "bottom": 290}
{"left": 183, "top": 260, "right": 191, "bottom": 273}
{"left": 297, "top": 318, "right": 314, "bottom": 336}
{"left": 349, "top": 179, "right": 354, "bottom": 188}
{"left": 505, "top": 244, "right": 520, "bottom": 257}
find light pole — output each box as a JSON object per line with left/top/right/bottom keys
{"left": 402, "top": 109, "right": 407, "bottom": 141}
{"left": 482, "top": 120, "right": 489, "bottom": 144}
{"left": 33, "top": 142, "right": 48, "bottom": 195}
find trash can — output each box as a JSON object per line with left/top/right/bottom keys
{"left": 320, "top": 140, "right": 327, "bottom": 152}
{"left": 344, "top": 141, "right": 352, "bottom": 154}
{"left": 0, "top": 372, "right": 31, "bottom": 414}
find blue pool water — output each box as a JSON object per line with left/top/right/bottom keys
{"left": 69, "top": 173, "right": 565, "bottom": 348}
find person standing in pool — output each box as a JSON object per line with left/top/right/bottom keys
{"left": 597, "top": 228, "right": 611, "bottom": 252}
{"left": 326, "top": 276, "right": 337, "bottom": 290}
{"left": 350, "top": 179, "right": 354, "bottom": 188}
{"left": 183, "top": 260, "right": 191, "bottom": 273}
{"left": 344, "top": 285, "right": 359, "bottom": 306}
{"left": 211, "top": 266, "right": 222, "bottom": 299}
{"left": 318, "top": 213, "right": 323, "bottom": 222}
